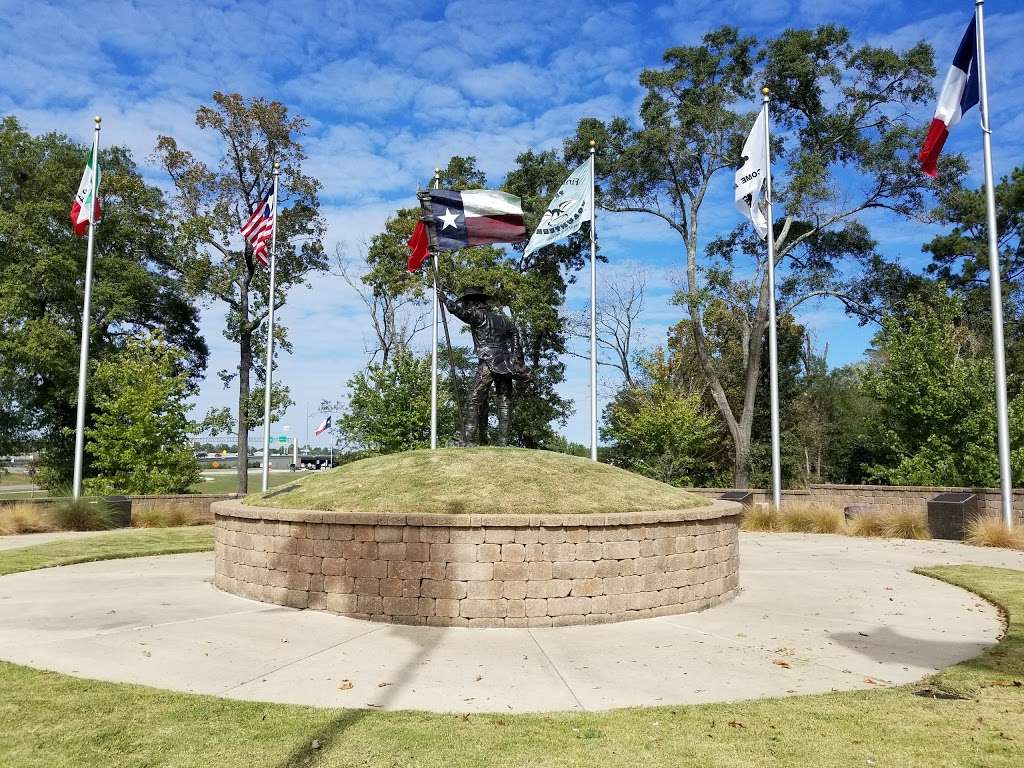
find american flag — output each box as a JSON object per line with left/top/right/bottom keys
{"left": 240, "top": 191, "right": 276, "bottom": 266}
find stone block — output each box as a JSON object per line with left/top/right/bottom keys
{"left": 389, "top": 561, "right": 423, "bottom": 580}
{"left": 493, "top": 562, "right": 529, "bottom": 581}
{"left": 484, "top": 527, "right": 516, "bottom": 543}
{"left": 446, "top": 561, "right": 493, "bottom": 581}
{"left": 431, "top": 543, "right": 478, "bottom": 563}
{"left": 353, "top": 577, "right": 380, "bottom": 595}
{"left": 526, "top": 579, "right": 571, "bottom": 599}
{"left": 375, "top": 525, "right": 404, "bottom": 542}
{"left": 527, "top": 616, "right": 552, "bottom": 627}
{"left": 502, "top": 581, "right": 528, "bottom": 600}
{"left": 420, "top": 580, "right": 467, "bottom": 599}
{"left": 321, "top": 558, "right": 345, "bottom": 576}
{"left": 513, "top": 528, "right": 540, "bottom": 544}
{"left": 537, "top": 527, "right": 566, "bottom": 543}
{"left": 501, "top": 543, "right": 526, "bottom": 562}
{"left": 603, "top": 540, "right": 640, "bottom": 560}
{"left": 383, "top": 597, "right": 420, "bottom": 616}
{"left": 347, "top": 559, "right": 388, "bottom": 579}
{"left": 405, "top": 543, "right": 430, "bottom": 562}
{"left": 422, "top": 562, "right": 446, "bottom": 580}
{"left": 552, "top": 561, "right": 596, "bottom": 580}
{"left": 356, "top": 594, "right": 383, "bottom": 614}
{"left": 379, "top": 578, "right": 403, "bottom": 597}
{"left": 460, "top": 599, "right": 508, "bottom": 618}
{"left": 449, "top": 527, "right": 484, "bottom": 544}
{"left": 527, "top": 561, "right": 552, "bottom": 580}
{"left": 435, "top": 598, "right": 460, "bottom": 617}
{"left": 466, "top": 581, "right": 503, "bottom": 599}
{"left": 504, "top": 617, "right": 529, "bottom": 627}
{"left": 575, "top": 542, "right": 603, "bottom": 561}
{"left": 477, "top": 543, "right": 501, "bottom": 562}
{"left": 551, "top": 614, "right": 586, "bottom": 627}
{"left": 324, "top": 575, "right": 354, "bottom": 593}
{"left": 420, "top": 527, "right": 450, "bottom": 543}
{"left": 328, "top": 524, "right": 354, "bottom": 541}
{"left": 595, "top": 560, "right": 619, "bottom": 577}
{"left": 570, "top": 578, "right": 604, "bottom": 597}
{"left": 542, "top": 543, "right": 576, "bottom": 562}
{"left": 377, "top": 542, "right": 407, "bottom": 560}
{"left": 417, "top": 597, "right": 435, "bottom": 616}
{"left": 353, "top": 525, "right": 375, "bottom": 541}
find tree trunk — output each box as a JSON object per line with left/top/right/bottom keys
{"left": 732, "top": 431, "right": 751, "bottom": 488}
{"left": 236, "top": 290, "right": 250, "bottom": 495}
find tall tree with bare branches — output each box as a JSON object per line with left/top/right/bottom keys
{"left": 154, "top": 92, "right": 325, "bottom": 492}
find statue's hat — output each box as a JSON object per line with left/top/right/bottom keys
{"left": 459, "top": 286, "right": 490, "bottom": 301}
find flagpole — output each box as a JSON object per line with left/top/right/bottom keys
{"left": 430, "top": 169, "right": 440, "bottom": 450}
{"left": 589, "top": 141, "right": 599, "bottom": 462}
{"left": 71, "top": 115, "right": 101, "bottom": 500}
{"left": 761, "top": 88, "right": 782, "bottom": 511}
{"left": 975, "top": 1, "right": 1014, "bottom": 526}
{"left": 260, "top": 162, "right": 281, "bottom": 493}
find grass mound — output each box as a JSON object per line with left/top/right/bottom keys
{"left": 244, "top": 447, "right": 707, "bottom": 515}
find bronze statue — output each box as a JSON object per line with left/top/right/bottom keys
{"left": 440, "top": 285, "right": 532, "bottom": 446}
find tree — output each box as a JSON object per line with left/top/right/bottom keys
{"left": 337, "top": 350, "right": 459, "bottom": 453}
{"left": 84, "top": 333, "right": 200, "bottom": 495}
{"left": 860, "top": 297, "right": 1017, "bottom": 486}
{"left": 0, "top": 117, "right": 205, "bottom": 488}
{"left": 568, "top": 269, "right": 647, "bottom": 387}
{"left": 154, "top": 92, "right": 326, "bottom": 493}
{"left": 566, "top": 26, "right": 939, "bottom": 485}
{"left": 925, "top": 166, "right": 1024, "bottom": 392}
{"left": 603, "top": 349, "right": 724, "bottom": 487}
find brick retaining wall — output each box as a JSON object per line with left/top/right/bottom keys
{"left": 687, "top": 485, "right": 1024, "bottom": 526}
{"left": 212, "top": 499, "right": 741, "bottom": 628}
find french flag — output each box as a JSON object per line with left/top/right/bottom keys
{"left": 919, "top": 17, "right": 979, "bottom": 178}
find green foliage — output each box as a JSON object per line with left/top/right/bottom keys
{"left": 50, "top": 497, "right": 117, "bottom": 531}
{"left": 83, "top": 333, "right": 200, "bottom": 495}
{"left": 0, "top": 116, "right": 205, "bottom": 488}
{"left": 860, "top": 297, "right": 1018, "bottom": 486}
{"left": 337, "top": 350, "right": 458, "bottom": 454}
{"left": 603, "top": 350, "right": 724, "bottom": 487}
{"left": 154, "top": 92, "right": 326, "bottom": 493}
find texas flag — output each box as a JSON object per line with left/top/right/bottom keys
{"left": 313, "top": 415, "right": 331, "bottom": 437}
{"left": 429, "top": 189, "right": 526, "bottom": 250}
{"left": 919, "top": 17, "right": 979, "bottom": 178}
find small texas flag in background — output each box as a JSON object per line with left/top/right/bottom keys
{"left": 313, "top": 414, "right": 331, "bottom": 437}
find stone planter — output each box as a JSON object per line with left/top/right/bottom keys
{"left": 212, "top": 499, "right": 741, "bottom": 628}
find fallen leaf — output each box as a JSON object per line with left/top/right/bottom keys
{"left": 728, "top": 720, "right": 745, "bottom": 729}
{"left": 772, "top": 660, "right": 791, "bottom": 669}
{"left": 377, "top": 682, "right": 392, "bottom": 688}
{"left": 337, "top": 680, "right": 353, "bottom": 691}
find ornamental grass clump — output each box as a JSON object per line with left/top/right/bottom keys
{"left": 881, "top": 508, "right": 930, "bottom": 540}
{"left": 132, "top": 506, "right": 200, "bottom": 528}
{"left": 779, "top": 502, "right": 845, "bottom": 534}
{"left": 965, "top": 515, "right": 1024, "bottom": 550}
{"left": 741, "top": 504, "right": 779, "bottom": 532}
{"left": 0, "top": 503, "right": 55, "bottom": 535}
{"left": 847, "top": 508, "right": 889, "bottom": 538}
{"left": 50, "top": 497, "right": 117, "bottom": 531}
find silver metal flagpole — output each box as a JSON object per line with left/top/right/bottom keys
{"left": 762, "top": 88, "right": 782, "bottom": 511}
{"left": 976, "top": 0, "right": 1014, "bottom": 526}
{"left": 71, "top": 115, "right": 101, "bottom": 500}
{"left": 430, "top": 169, "right": 441, "bottom": 450}
{"left": 589, "top": 141, "right": 599, "bottom": 462}
{"left": 260, "top": 162, "right": 281, "bottom": 493}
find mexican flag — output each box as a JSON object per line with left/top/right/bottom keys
{"left": 70, "top": 142, "right": 101, "bottom": 237}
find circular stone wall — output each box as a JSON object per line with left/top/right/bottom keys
{"left": 212, "top": 500, "right": 741, "bottom": 627}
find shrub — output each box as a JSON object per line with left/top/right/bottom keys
{"left": 132, "top": 506, "right": 199, "bottom": 528}
{"left": 0, "top": 503, "right": 55, "bottom": 534}
{"left": 882, "top": 508, "right": 930, "bottom": 540}
{"left": 965, "top": 516, "right": 1024, "bottom": 550}
{"left": 779, "top": 502, "right": 845, "bottom": 534}
{"left": 848, "top": 509, "right": 889, "bottom": 537}
{"left": 50, "top": 497, "right": 117, "bottom": 531}
{"left": 741, "top": 504, "right": 779, "bottom": 532}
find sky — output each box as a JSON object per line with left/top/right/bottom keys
{"left": 2, "top": 0, "right": 1024, "bottom": 448}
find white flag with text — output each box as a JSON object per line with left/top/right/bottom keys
{"left": 524, "top": 160, "right": 593, "bottom": 257}
{"left": 735, "top": 110, "right": 769, "bottom": 240}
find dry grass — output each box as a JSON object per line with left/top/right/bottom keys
{"left": 847, "top": 508, "right": 889, "bottom": 537}
{"left": 50, "top": 497, "right": 117, "bottom": 531}
{"left": 132, "top": 506, "right": 202, "bottom": 528}
{"left": 741, "top": 504, "right": 780, "bottom": 531}
{"left": 881, "top": 508, "right": 930, "bottom": 540}
{"left": 247, "top": 447, "right": 707, "bottom": 515}
{"left": 965, "top": 515, "right": 1024, "bottom": 550}
{"left": 779, "top": 502, "right": 845, "bottom": 534}
{"left": 0, "top": 503, "right": 55, "bottom": 535}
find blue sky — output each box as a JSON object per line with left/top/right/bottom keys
{"left": 2, "top": 0, "right": 1023, "bottom": 446}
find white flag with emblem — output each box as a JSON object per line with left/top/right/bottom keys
{"left": 735, "top": 109, "right": 769, "bottom": 240}
{"left": 524, "top": 160, "right": 593, "bottom": 257}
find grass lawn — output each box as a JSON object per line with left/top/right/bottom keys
{"left": 0, "top": 531, "right": 1022, "bottom": 766}
{"left": 246, "top": 447, "right": 707, "bottom": 514}
{"left": 0, "top": 527, "right": 213, "bottom": 576}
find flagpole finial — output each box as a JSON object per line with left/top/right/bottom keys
{"left": 589, "top": 139, "right": 596, "bottom": 153}
{"left": 273, "top": 161, "right": 280, "bottom": 172}
{"left": 94, "top": 115, "right": 101, "bottom": 125}
{"left": 762, "top": 86, "right": 770, "bottom": 98}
